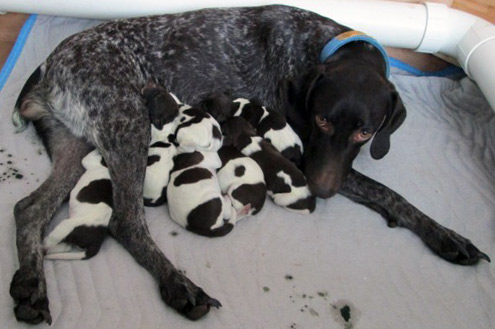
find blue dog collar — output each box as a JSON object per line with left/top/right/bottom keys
{"left": 320, "top": 31, "right": 390, "bottom": 78}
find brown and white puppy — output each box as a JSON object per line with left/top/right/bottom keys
{"left": 142, "top": 83, "right": 180, "bottom": 206}
{"left": 174, "top": 103, "right": 223, "bottom": 153}
{"left": 217, "top": 145, "right": 267, "bottom": 217}
{"left": 167, "top": 149, "right": 247, "bottom": 237}
{"left": 200, "top": 92, "right": 304, "bottom": 165}
{"left": 42, "top": 150, "right": 111, "bottom": 260}
{"left": 222, "top": 117, "right": 315, "bottom": 214}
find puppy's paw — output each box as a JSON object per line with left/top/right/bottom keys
{"left": 160, "top": 271, "right": 221, "bottom": 320}
{"left": 427, "top": 227, "right": 490, "bottom": 265}
{"left": 10, "top": 269, "right": 52, "bottom": 325}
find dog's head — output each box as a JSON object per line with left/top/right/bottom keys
{"left": 281, "top": 63, "right": 406, "bottom": 198}
{"left": 142, "top": 81, "right": 180, "bottom": 129}
{"left": 198, "top": 90, "right": 237, "bottom": 124}
{"left": 221, "top": 117, "right": 257, "bottom": 148}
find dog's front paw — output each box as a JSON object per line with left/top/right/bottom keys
{"left": 10, "top": 269, "right": 52, "bottom": 325}
{"left": 426, "top": 227, "right": 490, "bottom": 265}
{"left": 160, "top": 271, "right": 221, "bottom": 320}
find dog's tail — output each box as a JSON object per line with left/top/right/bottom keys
{"left": 12, "top": 64, "right": 44, "bottom": 133}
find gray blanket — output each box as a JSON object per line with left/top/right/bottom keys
{"left": 1, "top": 15, "right": 494, "bottom": 329}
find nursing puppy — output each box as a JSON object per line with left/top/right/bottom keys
{"left": 167, "top": 150, "right": 246, "bottom": 237}
{"left": 43, "top": 84, "right": 179, "bottom": 260}
{"left": 222, "top": 117, "right": 315, "bottom": 213}
{"left": 142, "top": 83, "right": 180, "bottom": 206}
{"left": 217, "top": 145, "right": 267, "bottom": 216}
{"left": 201, "top": 91, "right": 303, "bottom": 165}
{"left": 167, "top": 100, "right": 254, "bottom": 236}
{"left": 175, "top": 103, "right": 223, "bottom": 153}
{"left": 43, "top": 150, "right": 111, "bottom": 260}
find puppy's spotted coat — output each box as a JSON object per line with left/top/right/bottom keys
{"left": 217, "top": 145, "right": 266, "bottom": 217}
{"left": 222, "top": 117, "right": 315, "bottom": 213}
{"left": 201, "top": 92, "right": 304, "bottom": 165}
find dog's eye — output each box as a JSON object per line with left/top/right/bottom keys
{"left": 315, "top": 114, "right": 335, "bottom": 134}
{"left": 315, "top": 115, "right": 328, "bottom": 126}
{"left": 354, "top": 129, "right": 373, "bottom": 143}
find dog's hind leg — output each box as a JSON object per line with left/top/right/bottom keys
{"left": 339, "top": 169, "right": 490, "bottom": 265}
{"left": 10, "top": 116, "right": 93, "bottom": 325}
{"left": 93, "top": 96, "right": 221, "bottom": 320}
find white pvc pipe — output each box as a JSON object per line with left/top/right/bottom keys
{"left": 1, "top": 0, "right": 495, "bottom": 110}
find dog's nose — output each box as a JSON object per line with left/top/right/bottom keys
{"left": 308, "top": 182, "right": 338, "bottom": 199}
{"left": 306, "top": 167, "right": 344, "bottom": 199}
{"left": 305, "top": 161, "right": 345, "bottom": 199}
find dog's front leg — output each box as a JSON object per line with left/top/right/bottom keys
{"left": 95, "top": 101, "right": 220, "bottom": 320}
{"left": 10, "top": 117, "right": 93, "bottom": 325}
{"left": 339, "top": 169, "right": 490, "bottom": 265}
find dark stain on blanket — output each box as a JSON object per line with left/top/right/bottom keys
{"left": 340, "top": 305, "right": 351, "bottom": 322}
{"left": 330, "top": 300, "right": 360, "bottom": 329}
{"left": 284, "top": 280, "right": 358, "bottom": 329}
{"left": 0, "top": 147, "right": 24, "bottom": 183}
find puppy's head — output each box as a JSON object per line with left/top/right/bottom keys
{"left": 221, "top": 117, "right": 257, "bottom": 148}
{"left": 142, "top": 82, "right": 179, "bottom": 129}
{"left": 281, "top": 63, "right": 406, "bottom": 198}
{"left": 199, "top": 90, "right": 237, "bottom": 123}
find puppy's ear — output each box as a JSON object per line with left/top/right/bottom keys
{"left": 280, "top": 68, "right": 323, "bottom": 138}
{"left": 199, "top": 91, "right": 233, "bottom": 123}
{"left": 147, "top": 91, "right": 180, "bottom": 128}
{"left": 141, "top": 80, "right": 159, "bottom": 96}
{"left": 370, "top": 83, "right": 407, "bottom": 159}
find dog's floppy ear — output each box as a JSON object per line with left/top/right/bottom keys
{"left": 370, "top": 83, "right": 407, "bottom": 159}
{"left": 280, "top": 67, "right": 323, "bottom": 137}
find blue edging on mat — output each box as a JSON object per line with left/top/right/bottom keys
{"left": 389, "top": 57, "right": 465, "bottom": 77}
{"left": 0, "top": 14, "right": 38, "bottom": 92}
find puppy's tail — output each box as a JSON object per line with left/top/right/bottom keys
{"left": 12, "top": 64, "right": 44, "bottom": 133}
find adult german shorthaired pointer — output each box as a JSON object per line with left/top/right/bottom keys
{"left": 11, "top": 4, "right": 489, "bottom": 325}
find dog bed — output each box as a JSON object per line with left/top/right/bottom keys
{"left": 1, "top": 14, "right": 494, "bottom": 329}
